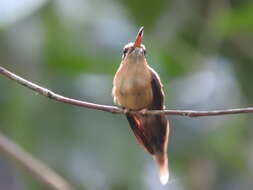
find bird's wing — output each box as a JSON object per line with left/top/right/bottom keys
{"left": 126, "top": 67, "right": 168, "bottom": 155}
{"left": 126, "top": 113, "right": 155, "bottom": 154}
{"left": 149, "top": 66, "right": 165, "bottom": 110}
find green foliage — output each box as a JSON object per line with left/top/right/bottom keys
{"left": 0, "top": 0, "right": 253, "bottom": 189}
{"left": 215, "top": 2, "right": 253, "bottom": 36}
{"left": 118, "top": 0, "right": 169, "bottom": 28}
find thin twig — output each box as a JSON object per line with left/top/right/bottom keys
{"left": 1, "top": 65, "right": 253, "bottom": 117}
{"left": 0, "top": 132, "right": 75, "bottom": 190}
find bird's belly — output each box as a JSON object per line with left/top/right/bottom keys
{"left": 116, "top": 79, "right": 153, "bottom": 110}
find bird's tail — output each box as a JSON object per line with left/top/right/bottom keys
{"left": 153, "top": 152, "right": 169, "bottom": 185}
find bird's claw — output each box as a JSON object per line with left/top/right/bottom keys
{"left": 123, "top": 108, "right": 130, "bottom": 114}
{"left": 139, "top": 108, "right": 148, "bottom": 115}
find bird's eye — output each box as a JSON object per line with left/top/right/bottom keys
{"left": 122, "top": 48, "right": 129, "bottom": 59}
{"left": 123, "top": 48, "right": 128, "bottom": 55}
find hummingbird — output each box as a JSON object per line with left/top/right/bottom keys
{"left": 112, "top": 27, "right": 170, "bottom": 185}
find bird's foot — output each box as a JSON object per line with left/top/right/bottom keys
{"left": 122, "top": 107, "right": 130, "bottom": 114}
{"left": 139, "top": 108, "right": 148, "bottom": 115}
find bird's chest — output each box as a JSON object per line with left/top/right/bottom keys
{"left": 114, "top": 64, "right": 153, "bottom": 110}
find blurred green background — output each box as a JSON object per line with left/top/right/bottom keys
{"left": 0, "top": 0, "right": 253, "bottom": 190}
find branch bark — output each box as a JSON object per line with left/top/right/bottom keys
{"left": 0, "top": 132, "right": 75, "bottom": 190}
{"left": 1, "top": 65, "right": 253, "bottom": 117}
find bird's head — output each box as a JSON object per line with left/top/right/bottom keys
{"left": 121, "top": 26, "right": 146, "bottom": 62}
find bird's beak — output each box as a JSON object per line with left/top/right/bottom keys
{"left": 133, "top": 26, "right": 144, "bottom": 47}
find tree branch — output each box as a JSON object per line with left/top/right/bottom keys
{"left": 0, "top": 132, "right": 75, "bottom": 190}
{"left": 1, "top": 65, "right": 253, "bottom": 117}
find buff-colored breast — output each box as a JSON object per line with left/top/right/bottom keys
{"left": 113, "top": 59, "right": 153, "bottom": 110}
